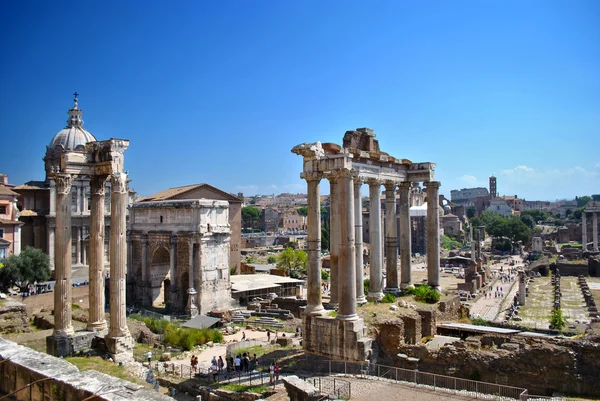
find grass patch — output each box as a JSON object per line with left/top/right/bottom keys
{"left": 413, "top": 286, "right": 440, "bottom": 304}
{"left": 471, "top": 317, "right": 488, "bottom": 326}
{"left": 381, "top": 293, "right": 396, "bottom": 303}
{"left": 220, "top": 383, "right": 269, "bottom": 393}
{"left": 328, "top": 310, "right": 337, "bottom": 317}
{"left": 66, "top": 356, "right": 148, "bottom": 387}
{"left": 163, "top": 327, "right": 224, "bottom": 351}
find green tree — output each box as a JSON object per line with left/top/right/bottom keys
{"left": 441, "top": 234, "right": 462, "bottom": 250}
{"left": 466, "top": 206, "right": 476, "bottom": 219}
{"left": 0, "top": 247, "right": 51, "bottom": 292}
{"left": 576, "top": 196, "right": 593, "bottom": 208}
{"left": 241, "top": 206, "right": 261, "bottom": 228}
{"left": 520, "top": 214, "right": 535, "bottom": 229}
{"left": 267, "top": 255, "right": 277, "bottom": 264}
{"left": 321, "top": 224, "right": 330, "bottom": 251}
{"left": 592, "top": 194, "right": 600, "bottom": 202}
{"left": 297, "top": 206, "right": 308, "bottom": 217}
{"left": 276, "top": 247, "right": 308, "bottom": 277}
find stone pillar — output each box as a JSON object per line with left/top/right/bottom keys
{"left": 425, "top": 181, "right": 441, "bottom": 290}
{"left": 367, "top": 180, "right": 384, "bottom": 301}
{"left": 518, "top": 271, "right": 526, "bottom": 306}
{"left": 82, "top": 239, "right": 87, "bottom": 266}
{"left": 354, "top": 179, "right": 367, "bottom": 304}
{"left": 52, "top": 173, "right": 74, "bottom": 337}
{"left": 594, "top": 212, "right": 599, "bottom": 252}
{"left": 186, "top": 237, "right": 198, "bottom": 317}
{"left": 398, "top": 182, "right": 412, "bottom": 289}
{"left": 384, "top": 182, "right": 398, "bottom": 292}
{"left": 305, "top": 173, "right": 325, "bottom": 316}
{"left": 49, "top": 179, "right": 56, "bottom": 215}
{"left": 76, "top": 226, "right": 82, "bottom": 265}
{"left": 141, "top": 236, "right": 149, "bottom": 305}
{"left": 582, "top": 212, "right": 587, "bottom": 250}
{"left": 106, "top": 172, "right": 134, "bottom": 362}
{"left": 169, "top": 237, "right": 178, "bottom": 312}
{"left": 337, "top": 170, "right": 357, "bottom": 321}
{"left": 48, "top": 225, "right": 55, "bottom": 270}
{"left": 87, "top": 175, "right": 107, "bottom": 332}
{"left": 327, "top": 175, "right": 339, "bottom": 309}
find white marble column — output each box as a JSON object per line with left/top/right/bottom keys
{"left": 337, "top": 170, "right": 358, "bottom": 321}
{"left": 398, "top": 182, "right": 412, "bottom": 289}
{"left": 169, "top": 237, "right": 178, "bottom": 312}
{"left": 384, "top": 182, "right": 398, "bottom": 292}
{"left": 186, "top": 237, "right": 198, "bottom": 317}
{"left": 582, "top": 212, "right": 587, "bottom": 250}
{"left": 367, "top": 180, "right": 384, "bottom": 301}
{"left": 354, "top": 179, "right": 367, "bottom": 304}
{"left": 594, "top": 212, "right": 599, "bottom": 252}
{"left": 87, "top": 175, "right": 107, "bottom": 332}
{"left": 425, "top": 181, "right": 441, "bottom": 290}
{"left": 52, "top": 173, "right": 74, "bottom": 337}
{"left": 49, "top": 179, "right": 56, "bottom": 215}
{"left": 327, "top": 174, "right": 339, "bottom": 309}
{"left": 106, "top": 172, "right": 133, "bottom": 356}
{"left": 141, "top": 236, "right": 149, "bottom": 305}
{"left": 305, "top": 172, "right": 325, "bottom": 316}
{"left": 48, "top": 225, "right": 55, "bottom": 270}
{"left": 76, "top": 226, "right": 82, "bottom": 265}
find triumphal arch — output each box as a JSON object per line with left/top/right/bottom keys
{"left": 45, "top": 137, "right": 134, "bottom": 362}
{"left": 292, "top": 128, "right": 440, "bottom": 361}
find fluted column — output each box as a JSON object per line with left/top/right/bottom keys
{"left": 594, "top": 212, "right": 599, "bottom": 252}
{"left": 48, "top": 225, "right": 55, "bottom": 270}
{"left": 367, "top": 180, "right": 384, "bottom": 301}
{"left": 76, "top": 226, "right": 82, "bottom": 265}
{"left": 384, "top": 182, "right": 398, "bottom": 292}
{"left": 141, "top": 235, "right": 149, "bottom": 305}
{"left": 582, "top": 212, "right": 587, "bottom": 250}
{"left": 399, "top": 182, "right": 412, "bottom": 289}
{"left": 354, "top": 179, "right": 367, "bottom": 304}
{"left": 337, "top": 170, "right": 357, "bottom": 321}
{"left": 425, "top": 181, "right": 441, "bottom": 290}
{"left": 52, "top": 173, "right": 74, "bottom": 337}
{"left": 108, "top": 172, "right": 131, "bottom": 340}
{"left": 327, "top": 174, "right": 339, "bottom": 309}
{"left": 305, "top": 172, "right": 325, "bottom": 316}
{"left": 169, "top": 237, "right": 178, "bottom": 312}
{"left": 186, "top": 237, "right": 198, "bottom": 317}
{"left": 87, "top": 175, "right": 107, "bottom": 332}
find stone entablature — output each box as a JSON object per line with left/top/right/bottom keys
{"left": 129, "top": 199, "right": 234, "bottom": 315}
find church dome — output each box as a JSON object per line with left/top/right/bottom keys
{"left": 48, "top": 94, "right": 96, "bottom": 151}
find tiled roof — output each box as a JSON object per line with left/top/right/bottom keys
{"left": 0, "top": 218, "right": 23, "bottom": 225}
{"left": 0, "top": 185, "right": 19, "bottom": 196}
{"left": 20, "top": 209, "right": 38, "bottom": 217}
{"left": 14, "top": 181, "right": 48, "bottom": 190}
{"left": 141, "top": 183, "right": 242, "bottom": 203}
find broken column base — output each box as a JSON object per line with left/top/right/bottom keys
{"left": 46, "top": 331, "right": 102, "bottom": 357}
{"left": 105, "top": 335, "right": 135, "bottom": 363}
{"left": 302, "top": 314, "right": 371, "bottom": 361}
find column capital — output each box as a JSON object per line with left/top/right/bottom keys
{"left": 110, "top": 172, "right": 128, "bottom": 194}
{"left": 170, "top": 236, "right": 178, "bottom": 248}
{"left": 54, "top": 174, "right": 73, "bottom": 195}
{"left": 424, "top": 180, "right": 441, "bottom": 189}
{"left": 384, "top": 181, "right": 397, "bottom": 191}
{"left": 399, "top": 181, "right": 412, "bottom": 189}
{"left": 90, "top": 175, "right": 108, "bottom": 195}
{"left": 301, "top": 171, "right": 322, "bottom": 182}
{"left": 366, "top": 178, "right": 382, "bottom": 187}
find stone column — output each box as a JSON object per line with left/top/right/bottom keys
{"left": 48, "top": 225, "right": 55, "bottom": 270}
{"left": 76, "top": 226, "right": 82, "bottom": 265}
{"left": 141, "top": 235, "right": 149, "bottom": 305}
{"left": 305, "top": 172, "right": 325, "bottom": 316}
{"left": 52, "top": 173, "right": 74, "bottom": 337}
{"left": 327, "top": 174, "right": 339, "bottom": 309}
{"left": 186, "top": 237, "right": 198, "bottom": 317}
{"left": 82, "top": 239, "right": 87, "bottom": 266}
{"left": 87, "top": 175, "right": 107, "bottom": 332}
{"left": 169, "top": 237, "right": 178, "bottom": 312}
{"left": 594, "top": 212, "right": 599, "bottom": 252}
{"left": 518, "top": 270, "right": 526, "bottom": 306}
{"left": 354, "top": 179, "right": 367, "bottom": 304}
{"left": 398, "top": 182, "right": 412, "bottom": 289}
{"left": 106, "top": 172, "right": 133, "bottom": 362}
{"left": 49, "top": 179, "right": 56, "bottom": 215}
{"left": 367, "top": 180, "right": 384, "bottom": 300}
{"left": 425, "top": 181, "right": 441, "bottom": 290}
{"left": 384, "top": 182, "right": 398, "bottom": 292}
{"left": 582, "top": 212, "right": 587, "bottom": 250}
{"left": 337, "top": 170, "right": 357, "bottom": 321}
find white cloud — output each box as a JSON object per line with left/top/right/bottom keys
{"left": 595, "top": 162, "right": 600, "bottom": 169}
{"left": 500, "top": 165, "right": 535, "bottom": 176}
{"left": 234, "top": 185, "right": 259, "bottom": 194}
{"left": 459, "top": 175, "right": 477, "bottom": 186}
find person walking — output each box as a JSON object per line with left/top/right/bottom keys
{"left": 274, "top": 362, "right": 281, "bottom": 383}
{"left": 269, "top": 362, "right": 275, "bottom": 385}
{"left": 267, "top": 328, "right": 271, "bottom": 341}
{"left": 146, "top": 351, "right": 152, "bottom": 363}
{"left": 218, "top": 356, "right": 224, "bottom": 376}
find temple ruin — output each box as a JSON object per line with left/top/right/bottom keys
{"left": 292, "top": 128, "right": 440, "bottom": 361}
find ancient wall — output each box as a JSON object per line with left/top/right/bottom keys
{"left": 0, "top": 300, "right": 30, "bottom": 334}
{"left": 0, "top": 338, "right": 171, "bottom": 401}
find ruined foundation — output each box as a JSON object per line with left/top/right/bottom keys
{"left": 303, "top": 314, "right": 371, "bottom": 361}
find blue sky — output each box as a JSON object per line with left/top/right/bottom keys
{"left": 1, "top": 1, "right": 598, "bottom": 201}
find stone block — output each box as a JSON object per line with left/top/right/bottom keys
{"left": 46, "top": 335, "right": 72, "bottom": 357}
{"left": 417, "top": 309, "right": 436, "bottom": 338}
{"left": 401, "top": 315, "right": 421, "bottom": 345}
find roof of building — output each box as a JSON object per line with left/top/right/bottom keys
{"left": 0, "top": 218, "right": 23, "bottom": 226}
{"left": 230, "top": 274, "right": 303, "bottom": 294}
{"left": 139, "top": 183, "right": 242, "bottom": 203}
{"left": 0, "top": 186, "right": 19, "bottom": 197}
{"left": 13, "top": 181, "right": 48, "bottom": 190}
{"left": 182, "top": 315, "right": 221, "bottom": 330}
{"left": 48, "top": 96, "right": 97, "bottom": 152}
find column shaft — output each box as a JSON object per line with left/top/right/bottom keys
{"left": 328, "top": 178, "right": 339, "bottom": 308}
{"left": 354, "top": 180, "right": 366, "bottom": 304}
{"left": 399, "top": 182, "right": 412, "bottom": 289}
{"left": 53, "top": 174, "right": 74, "bottom": 337}
{"left": 337, "top": 171, "right": 357, "bottom": 320}
{"left": 108, "top": 173, "right": 131, "bottom": 338}
{"left": 76, "top": 226, "right": 82, "bottom": 265}
{"left": 582, "top": 212, "right": 587, "bottom": 250}
{"left": 368, "top": 181, "right": 384, "bottom": 300}
{"left": 305, "top": 175, "right": 325, "bottom": 315}
{"left": 384, "top": 183, "right": 398, "bottom": 291}
{"left": 186, "top": 237, "right": 198, "bottom": 316}
{"left": 169, "top": 238, "right": 177, "bottom": 311}
{"left": 48, "top": 226, "right": 55, "bottom": 270}
{"left": 87, "top": 175, "right": 107, "bottom": 331}
{"left": 593, "top": 212, "right": 599, "bottom": 251}
{"left": 141, "top": 236, "right": 149, "bottom": 305}
{"left": 426, "top": 181, "right": 441, "bottom": 289}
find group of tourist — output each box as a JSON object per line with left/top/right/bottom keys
{"left": 269, "top": 361, "right": 281, "bottom": 385}
{"left": 190, "top": 354, "right": 199, "bottom": 373}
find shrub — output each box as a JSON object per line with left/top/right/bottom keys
{"left": 163, "top": 327, "right": 224, "bottom": 351}
{"left": 471, "top": 317, "right": 488, "bottom": 326}
{"left": 413, "top": 286, "right": 440, "bottom": 304}
{"left": 363, "top": 278, "right": 370, "bottom": 296}
{"left": 267, "top": 256, "right": 277, "bottom": 264}
{"left": 321, "top": 269, "right": 329, "bottom": 281}
{"left": 381, "top": 293, "right": 396, "bottom": 303}
{"left": 550, "top": 309, "right": 566, "bottom": 330}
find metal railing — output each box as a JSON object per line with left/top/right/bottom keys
{"left": 306, "top": 377, "right": 351, "bottom": 400}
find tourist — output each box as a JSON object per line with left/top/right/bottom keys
{"left": 146, "top": 350, "right": 152, "bottom": 363}
{"left": 218, "top": 356, "right": 224, "bottom": 375}
{"left": 234, "top": 354, "right": 241, "bottom": 372}
{"left": 267, "top": 328, "right": 271, "bottom": 341}
{"left": 210, "top": 361, "right": 219, "bottom": 382}
{"left": 274, "top": 362, "right": 281, "bottom": 383}
{"left": 269, "top": 362, "right": 275, "bottom": 385}
{"left": 190, "top": 355, "right": 196, "bottom": 372}
{"left": 252, "top": 354, "right": 259, "bottom": 371}
{"left": 193, "top": 356, "right": 199, "bottom": 373}
{"left": 241, "top": 331, "right": 246, "bottom": 341}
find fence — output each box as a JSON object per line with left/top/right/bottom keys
{"left": 306, "top": 377, "right": 351, "bottom": 400}
{"left": 226, "top": 339, "right": 265, "bottom": 357}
